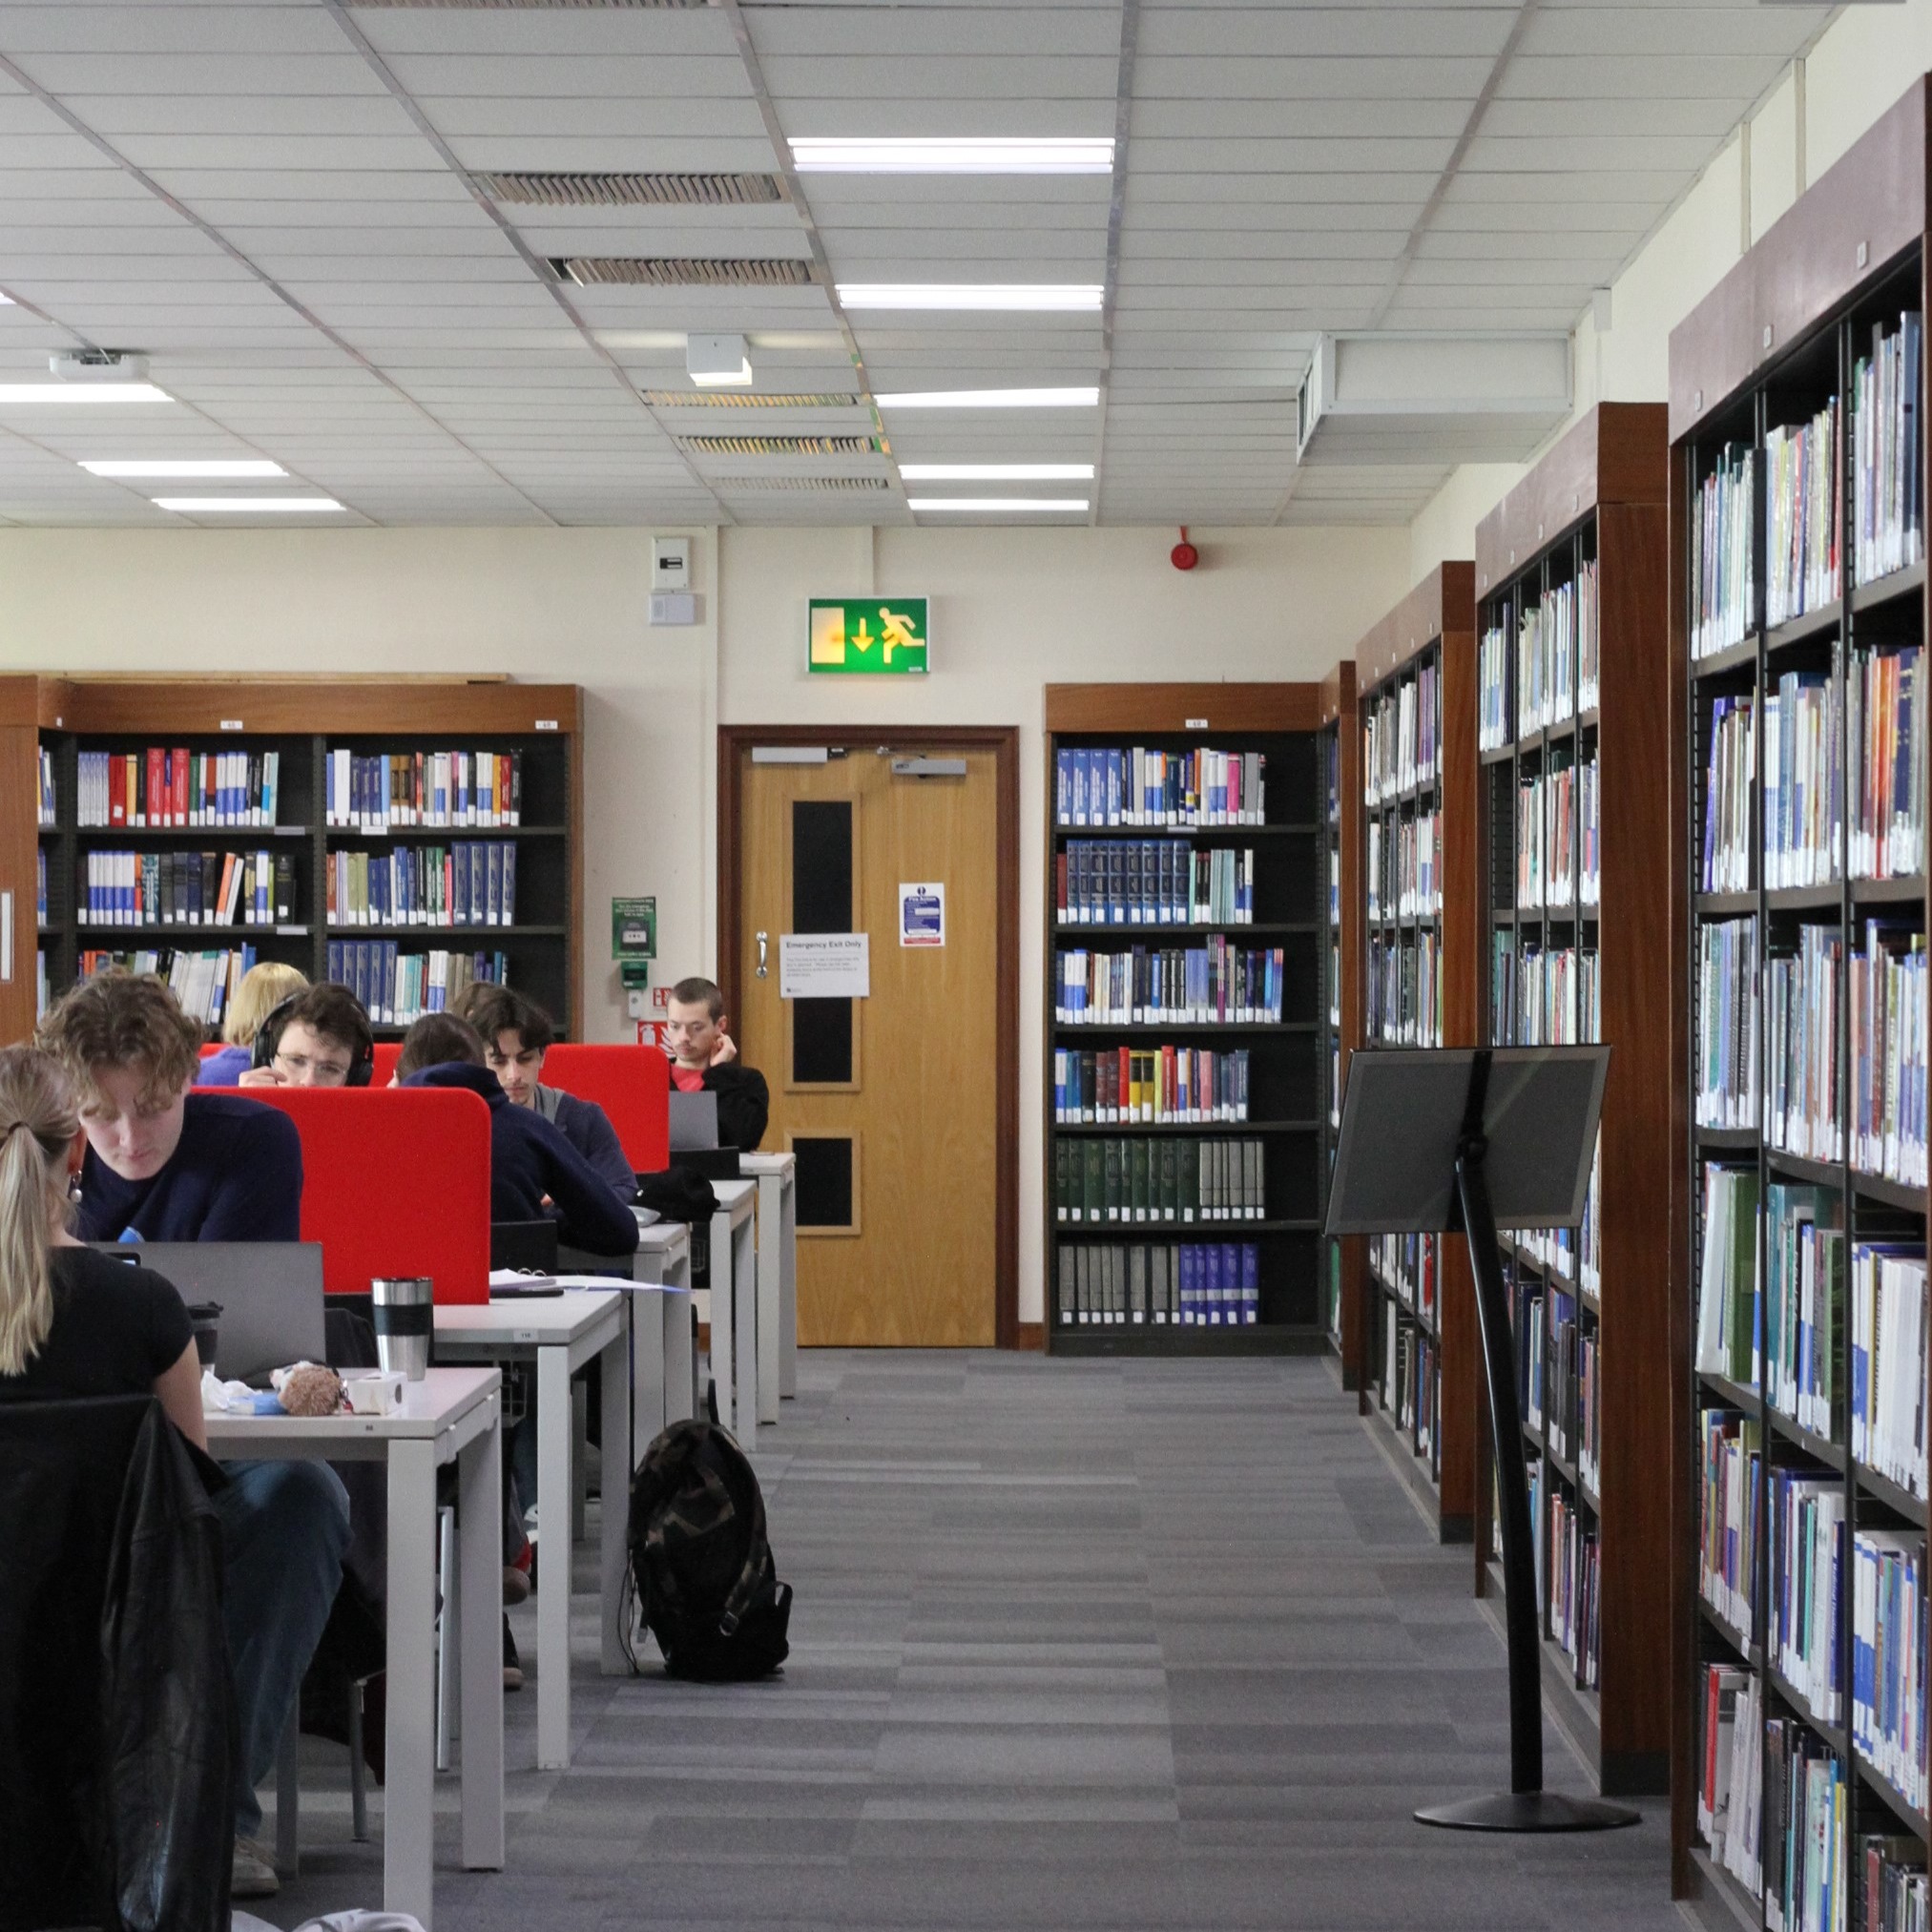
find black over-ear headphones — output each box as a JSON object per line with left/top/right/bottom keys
{"left": 253, "top": 992, "right": 376, "bottom": 1088}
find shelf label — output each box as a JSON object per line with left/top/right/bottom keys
{"left": 219, "top": 719, "right": 244, "bottom": 731}
{"left": 534, "top": 719, "right": 558, "bottom": 731}
{"left": 1185, "top": 717, "right": 1209, "bottom": 729}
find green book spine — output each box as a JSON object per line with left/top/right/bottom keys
{"left": 1057, "top": 1246, "right": 1075, "bottom": 1322}
{"left": 1104, "top": 1137, "right": 1123, "bottom": 1223}
{"left": 1160, "top": 1138, "right": 1178, "bottom": 1221}
{"left": 1131, "top": 1138, "right": 1150, "bottom": 1222}
{"left": 1084, "top": 1139, "right": 1104, "bottom": 1222}
{"left": 1180, "top": 1138, "right": 1199, "bottom": 1222}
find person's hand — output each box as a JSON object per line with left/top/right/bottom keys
{"left": 710, "top": 1032, "right": 738, "bottom": 1067}
{"left": 237, "top": 1065, "right": 284, "bottom": 1087}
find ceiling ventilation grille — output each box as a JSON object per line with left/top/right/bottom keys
{"left": 716, "top": 476, "right": 890, "bottom": 493}
{"left": 642, "top": 390, "right": 862, "bottom": 409}
{"left": 680, "top": 434, "right": 882, "bottom": 457}
{"left": 551, "top": 257, "right": 815, "bottom": 288}
{"left": 480, "top": 173, "right": 782, "bottom": 207}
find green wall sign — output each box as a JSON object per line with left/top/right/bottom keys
{"left": 807, "top": 597, "right": 929, "bottom": 675}
{"left": 612, "top": 896, "right": 655, "bottom": 961}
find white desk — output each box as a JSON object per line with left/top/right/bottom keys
{"left": 739, "top": 1151, "right": 797, "bottom": 1418}
{"left": 626, "top": 1222, "right": 697, "bottom": 1454}
{"left": 433, "top": 1293, "right": 628, "bottom": 1772}
{"left": 207, "top": 1367, "right": 504, "bottom": 1931}
{"left": 706, "top": 1177, "right": 758, "bottom": 1439}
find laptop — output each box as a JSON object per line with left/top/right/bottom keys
{"left": 667, "top": 1091, "right": 720, "bottom": 1151}
{"left": 92, "top": 1241, "right": 327, "bottom": 1382}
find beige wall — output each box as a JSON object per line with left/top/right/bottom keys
{"left": 0, "top": 516, "right": 1411, "bottom": 1321}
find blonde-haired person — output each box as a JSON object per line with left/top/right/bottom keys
{"left": 0, "top": 1039, "right": 350, "bottom": 1901}
{"left": 198, "top": 961, "right": 309, "bottom": 1088}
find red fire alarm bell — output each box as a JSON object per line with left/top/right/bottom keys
{"left": 1171, "top": 527, "right": 1199, "bottom": 571}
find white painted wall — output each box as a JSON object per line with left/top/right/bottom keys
{"left": 0, "top": 516, "right": 1410, "bottom": 1322}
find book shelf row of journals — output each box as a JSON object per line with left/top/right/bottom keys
{"left": 1696, "top": 1170, "right": 1928, "bottom": 1499}
{"left": 1367, "top": 932, "right": 1440, "bottom": 1046}
{"left": 68, "top": 848, "right": 295, "bottom": 928}
{"left": 326, "top": 748, "right": 530, "bottom": 830}
{"left": 1695, "top": 918, "right": 1928, "bottom": 1187}
{"left": 1527, "top": 1467, "right": 1599, "bottom": 1691}
{"left": 1052, "top": 1045, "right": 1253, "bottom": 1124}
{"left": 1518, "top": 1272, "right": 1600, "bottom": 1491}
{"left": 1691, "top": 311, "right": 1923, "bottom": 658}
{"left": 1699, "top": 1660, "right": 1927, "bottom": 1932}
{"left": 1381, "top": 1301, "right": 1439, "bottom": 1451}
{"left": 1052, "top": 1136, "right": 1269, "bottom": 1223}
{"left": 1366, "top": 807, "right": 1440, "bottom": 919}
{"left": 1362, "top": 659, "right": 1441, "bottom": 803}
{"left": 325, "top": 941, "right": 509, "bottom": 1028}
{"left": 60, "top": 747, "right": 286, "bottom": 829}
{"left": 1371, "top": 1230, "right": 1436, "bottom": 1322}
{"left": 1479, "top": 558, "right": 1601, "bottom": 750}
{"left": 1054, "top": 841, "right": 1260, "bottom": 926}
{"left": 1056, "top": 1240, "right": 1263, "bottom": 1328}
{"left": 326, "top": 843, "right": 519, "bottom": 929}
{"left": 1513, "top": 755, "right": 1600, "bottom": 909}
{"left": 1053, "top": 745, "right": 1268, "bottom": 828}
{"left": 1491, "top": 941, "right": 1602, "bottom": 1047}
{"left": 1701, "top": 660, "right": 1926, "bottom": 894}
{"left": 1053, "top": 942, "right": 1288, "bottom": 1025}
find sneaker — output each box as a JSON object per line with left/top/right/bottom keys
{"left": 503, "top": 1616, "right": 524, "bottom": 1693}
{"left": 503, "top": 1563, "right": 530, "bottom": 1607}
{"left": 232, "top": 1837, "right": 280, "bottom": 1900}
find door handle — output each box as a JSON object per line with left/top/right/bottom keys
{"left": 756, "top": 930, "right": 768, "bottom": 978}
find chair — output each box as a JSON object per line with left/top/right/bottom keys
{"left": 0, "top": 1396, "right": 231, "bottom": 1932}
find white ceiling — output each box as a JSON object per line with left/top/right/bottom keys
{"left": 0, "top": 0, "right": 1832, "bottom": 530}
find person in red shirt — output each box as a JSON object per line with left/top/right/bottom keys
{"left": 664, "top": 976, "right": 768, "bottom": 1151}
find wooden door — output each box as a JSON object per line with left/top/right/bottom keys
{"left": 737, "top": 746, "right": 999, "bottom": 1345}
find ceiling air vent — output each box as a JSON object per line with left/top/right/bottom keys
{"left": 716, "top": 476, "right": 890, "bottom": 493}
{"left": 480, "top": 173, "right": 782, "bottom": 208}
{"left": 642, "top": 391, "right": 862, "bottom": 409}
{"left": 678, "top": 434, "right": 881, "bottom": 457}
{"left": 551, "top": 257, "right": 815, "bottom": 288}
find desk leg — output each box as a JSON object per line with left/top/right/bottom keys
{"left": 735, "top": 1214, "right": 758, "bottom": 1446}
{"left": 708, "top": 1208, "right": 735, "bottom": 1434}
{"left": 665, "top": 1294, "right": 695, "bottom": 1425}
{"left": 757, "top": 1175, "right": 780, "bottom": 1425}
{"left": 536, "top": 1342, "right": 571, "bottom": 1770}
{"left": 779, "top": 1177, "right": 798, "bottom": 1401}
{"left": 633, "top": 1245, "right": 665, "bottom": 1287}
{"left": 386, "top": 1438, "right": 440, "bottom": 1926}
{"left": 458, "top": 1394, "right": 505, "bottom": 1873}
{"left": 633, "top": 1292, "right": 666, "bottom": 1464}
{"left": 601, "top": 1320, "right": 632, "bottom": 1676}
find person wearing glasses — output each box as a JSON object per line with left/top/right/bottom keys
{"left": 197, "top": 960, "right": 310, "bottom": 1087}
{"left": 237, "top": 982, "right": 373, "bottom": 1090}
{"left": 664, "top": 975, "right": 768, "bottom": 1152}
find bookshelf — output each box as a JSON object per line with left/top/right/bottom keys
{"left": 7, "top": 677, "right": 582, "bottom": 1046}
{"left": 1044, "top": 682, "right": 1327, "bottom": 1354}
{"left": 1319, "top": 659, "right": 1365, "bottom": 1390}
{"left": 1672, "top": 77, "right": 1932, "bottom": 1926}
{"left": 1474, "top": 403, "right": 1672, "bottom": 1797}
{"left": 1353, "top": 565, "right": 1481, "bottom": 1541}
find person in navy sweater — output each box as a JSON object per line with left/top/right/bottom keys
{"left": 394, "top": 1012, "right": 639, "bottom": 1258}
{"left": 34, "top": 971, "right": 347, "bottom": 1903}
{"left": 455, "top": 984, "right": 636, "bottom": 1203}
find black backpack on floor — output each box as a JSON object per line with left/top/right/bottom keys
{"left": 626, "top": 1421, "right": 792, "bottom": 1682}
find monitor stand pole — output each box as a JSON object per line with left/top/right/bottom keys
{"left": 1415, "top": 1050, "right": 1639, "bottom": 1833}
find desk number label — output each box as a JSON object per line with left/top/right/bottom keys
{"left": 220, "top": 718, "right": 244, "bottom": 731}
{"left": 534, "top": 719, "right": 558, "bottom": 732}
{"left": 1185, "top": 717, "right": 1209, "bottom": 729}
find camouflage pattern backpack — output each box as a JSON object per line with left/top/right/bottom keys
{"left": 626, "top": 1420, "right": 792, "bottom": 1682}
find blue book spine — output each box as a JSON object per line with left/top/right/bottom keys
{"left": 1242, "top": 1242, "right": 1259, "bottom": 1325}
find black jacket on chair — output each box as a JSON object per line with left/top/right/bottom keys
{"left": 0, "top": 1395, "right": 233, "bottom": 1932}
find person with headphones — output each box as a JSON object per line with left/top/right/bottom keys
{"left": 237, "top": 982, "right": 376, "bottom": 1090}
{"left": 197, "top": 961, "right": 310, "bottom": 1087}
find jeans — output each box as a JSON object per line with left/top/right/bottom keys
{"left": 213, "top": 1459, "right": 352, "bottom": 1839}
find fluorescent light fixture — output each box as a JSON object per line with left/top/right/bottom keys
{"left": 839, "top": 284, "right": 1103, "bottom": 312}
{"left": 901, "top": 463, "right": 1093, "bottom": 482}
{"left": 792, "top": 136, "right": 1113, "bottom": 174}
{"left": 83, "top": 459, "right": 286, "bottom": 479}
{"left": 0, "top": 384, "right": 172, "bottom": 404}
{"left": 687, "top": 331, "right": 753, "bottom": 387}
{"left": 875, "top": 387, "right": 1100, "bottom": 409}
{"left": 907, "top": 497, "right": 1090, "bottom": 512}
{"left": 152, "top": 496, "right": 343, "bottom": 513}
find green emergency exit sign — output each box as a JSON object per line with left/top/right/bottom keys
{"left": 807, "top": 597, "right": 929, "bottom": 675}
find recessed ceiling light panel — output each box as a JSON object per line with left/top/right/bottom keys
{"left": 840, "top": 284, "right": 1102, "bottom": 311}
{"left": 83, "top": 459, "right": 285, "bottom": 479}
{"left": 874, "top": 387, "right": 1101, "bottom": 408}
{"left": 900, "top": 463, "right": 1094, "bottom": 481}
{"left": 0, "top": 384, "right": 172, "bottom": 404}
{"left": 791, "top": 137, "right": 1113, "bottom": 175}
{"left": 152, "top": 496, "right": 343, "bottom": 513}
{"left": 907, "top": 497, "right": 1090, "bottom": 512}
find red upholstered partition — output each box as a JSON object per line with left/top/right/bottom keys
{"left": 541, "top": 1044, "right": 670, "bottom": 1173}
{"left": 199, "top": 1043, "right": 221, "bottom": 1058}
{"left": 371, "top": 1041, "right": 403, "bottom": 1088}
{"left": 248, "top": 1087, "right": 492, "bottom": 1303}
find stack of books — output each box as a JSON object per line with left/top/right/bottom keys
{"left": 77, "top": 747, "right": 280, "bottom": 828}
{"left": 1055, "top": 941, "right": 1285, "bottom": 1024}
{"left": 1765, "top": 400, "right": 1843, "bottom": 628}
{"left": 1702, "top": 695, "right": 1757, "bottom": 892}
{"left": 1851, "top": 310, "right": 1924, "bottom": 585}
{"left": 325, "top": 842, "right": 519, "bottom": 928}
{"left": 1053, "top": 746, "right": 1267, "bottom": 828}
{"left": 1697, "top": 918, "right": 1760, "bottom": 1127}
{"left": 323, "top": 941, "right": 508, "bottom": 1026}
{"left": 1055, "top": 841, "right": 1255, "bottom": 924}
{"left": 1052, "top": 1045, "right": 1250, "bottom": 1122}
{"left": 1849, "top": 920, "right": 1927, "bottom": 1186}
{"left": 1765, "top": 928, "right": 1846, "bottom": 1161}
{"left": 1698, "top": 1409, "right": 1761, "bottom": 1638}
{"left": 1851, "top": 1531, "right": 1926, "bottom": 1812}
{"left": 325, "top": 748, "right": 525, "bottom": 830}
{"left": 79, "top": 945, "right": 254, "bottom": 1028}
{"left": 1849, "top": 1241, "right": 1928, "bottom": 1499}
{"left": 1691, "top": 445, "right": 1757, "bottom": 659}
{"left": 1764, "top": 669, "right": 1844, "bottom": 888}
{"left": 1764, "top": 1181, "right": 1841, "bottom": 1434}
{"left": 1055, "top": 1239, "right": 1262, "bottom": 1326}
{"left": 1850, "top": 643, "right": 1924, "bottom": 880}
{"left": 1053, "top": 1137, "right": 1267, "bottom": 1223}
{"left": 80, "top": 849, "right": 291, "bottom": 927}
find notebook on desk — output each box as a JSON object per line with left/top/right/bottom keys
{"left": 93, "top": 1241, "right": 326, "bottom": 1382}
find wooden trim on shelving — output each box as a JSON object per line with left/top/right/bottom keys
{"left": 1669, "top": 75, "right": 1928, "bottom": 439}
{"left": 717, "top": 722, "right": 1022, "bottom": 1351}
{"left": 1015, "top": 1321, "right": 1045, "bottom": 1352}
{"left": 1044, "top": 682, "right": 1320, "bottom": 735}
{"left": 1355, "top": 562, "right": 1474, "bottom": 690}
{"left": 1475, "top": 404, "right": 1668, "bottom": 595}
{"left": 1332, "top": 660, "right": 1367, "bottom": 1404}
{"left": 1317, "top": 660, "right": 1351, "bottom": 730}
{"left": 39, "top": 679, "right": 583, "bottom": 737}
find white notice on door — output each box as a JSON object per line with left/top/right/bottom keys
{"left": 779, "top": 932, "right": 870, "bottom": 998}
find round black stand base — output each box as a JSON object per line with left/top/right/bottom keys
{"left": 1415, "top": 1791, "right": 1642, "bottom": 1834}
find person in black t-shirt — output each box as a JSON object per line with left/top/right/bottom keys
{"left": 0, "top": 1043, "right": 348, "bottom": 1904}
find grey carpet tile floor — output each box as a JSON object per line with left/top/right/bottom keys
{"left": 260, "top": 1351, "right": 1686, "bottom": 1931}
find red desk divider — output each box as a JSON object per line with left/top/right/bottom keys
{"left": 247, "top": 1086, "right": 492, "bottom": 1303}
{"left": 371, "top": 1041, "right": 403, "bottom": 1087}
{"left": 198, "top": 1042, "right": 221, "bottom": 1058}
{"left": 540, "top": 1043, "right": 671, "bottom": 1173}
